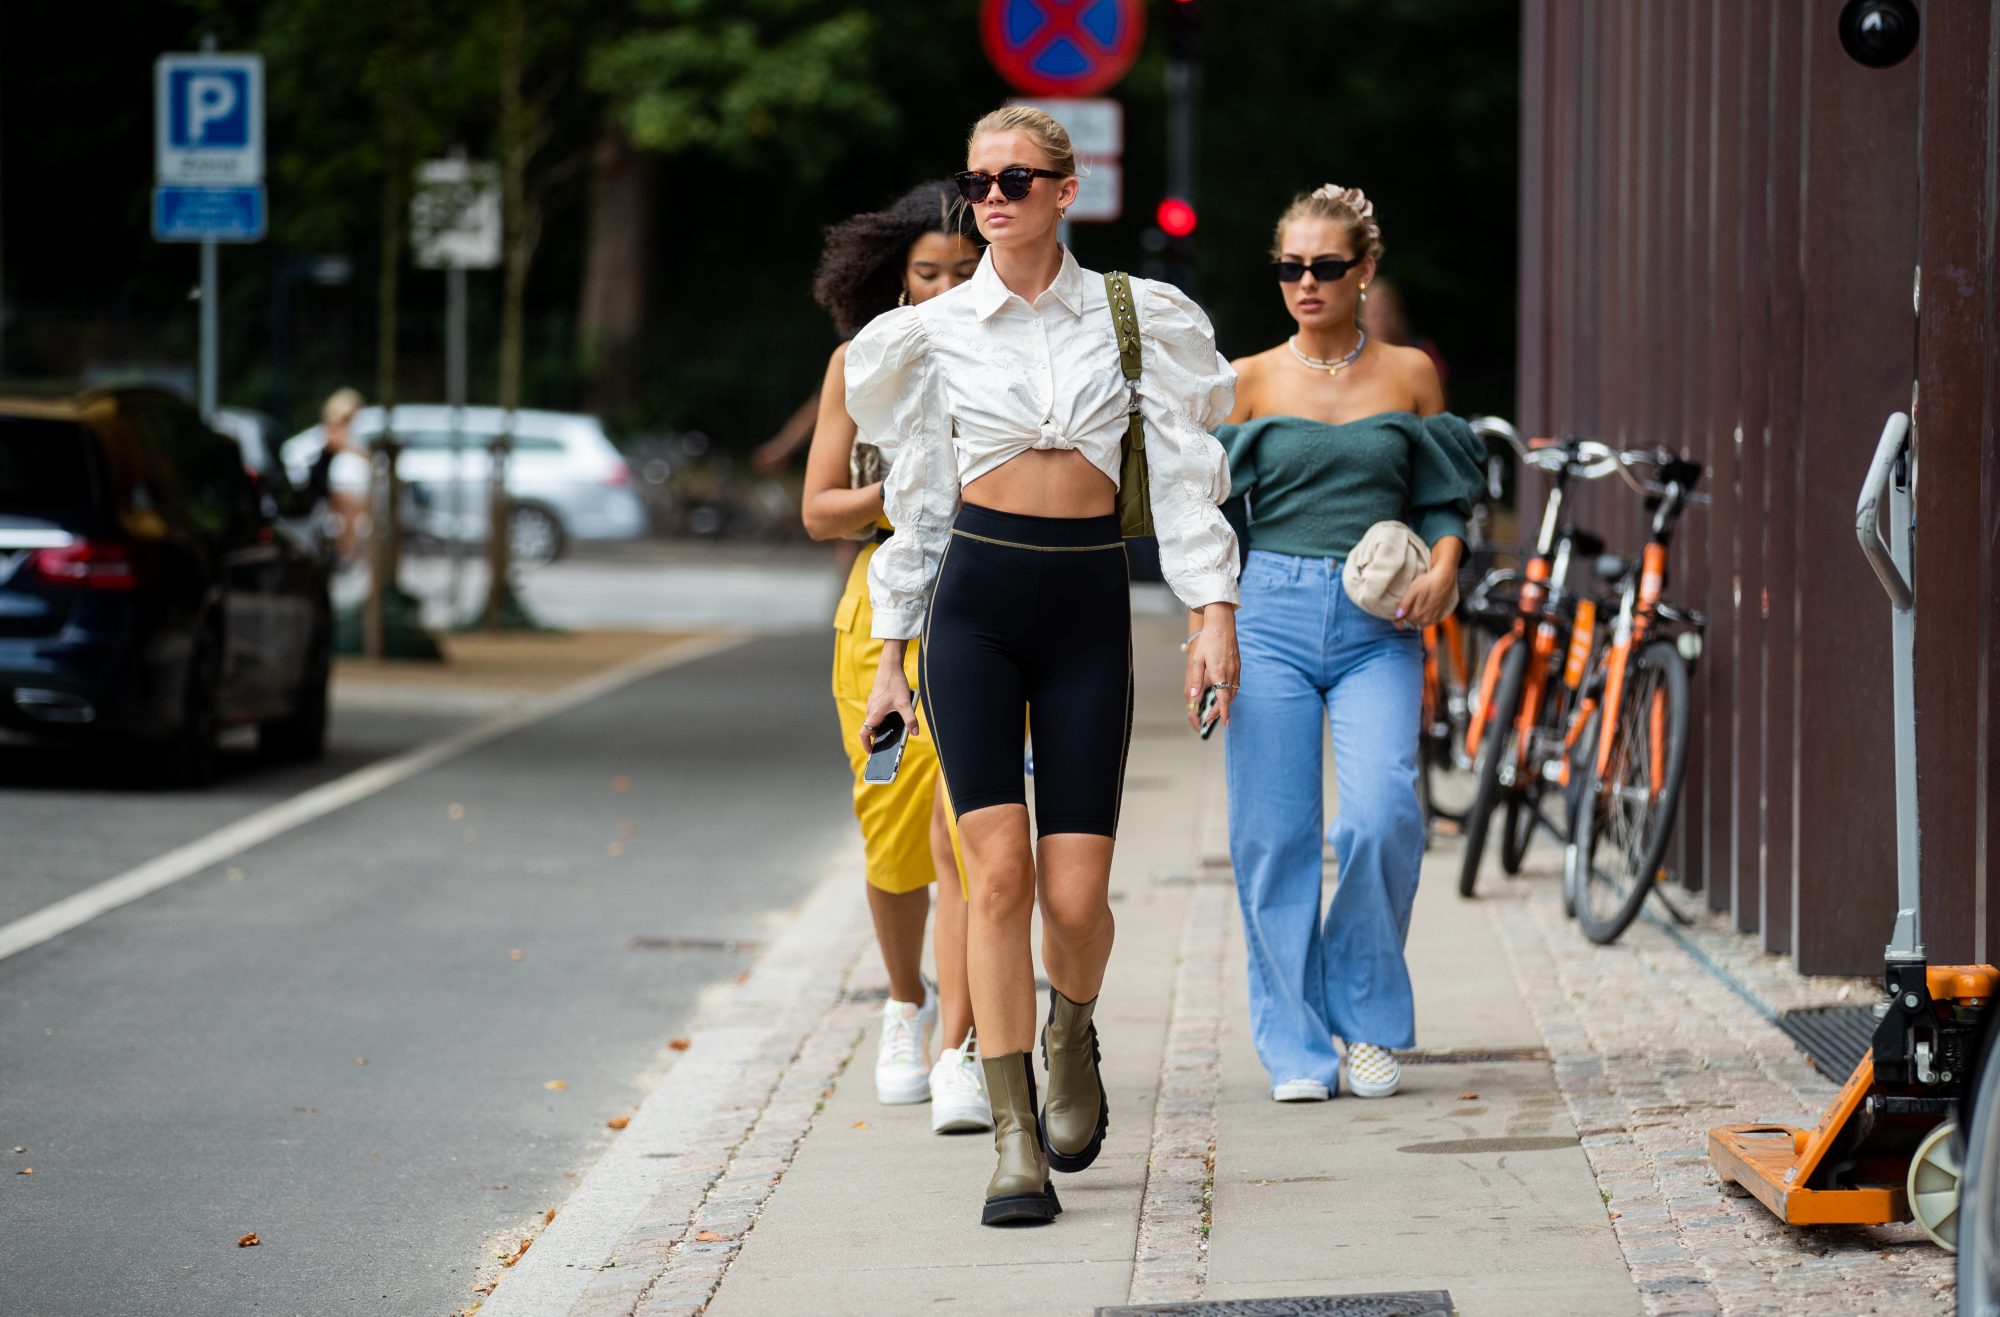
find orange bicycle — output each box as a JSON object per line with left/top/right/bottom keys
{"left": 1417, "top": 416, "right": 1521, "bottom": 839}
{"left": 1456, "top": 435, "right": 1626, "bottom": 898}
{"left": 1564, "top": 449, "right": 1707, "bottom": 943}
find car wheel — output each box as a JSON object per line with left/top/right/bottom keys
{"left": 148, "top": 629, "right": 222, "bottom": 789}
{"left": 259, "top": 612, "right": 331, "bottom": 763}
{"left": 508, "top": 503, "right": 566, "bottom": 568}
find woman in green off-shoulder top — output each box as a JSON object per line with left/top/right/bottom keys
{"left": 1210, "top": 185, "right": 1484, "bottom": 1105}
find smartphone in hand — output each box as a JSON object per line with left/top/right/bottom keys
{"left": 862, "top": 711, "right": 909, "bottom": 784}
{"left": 1198, "top": 685, "right": 1222, "bottom": 741}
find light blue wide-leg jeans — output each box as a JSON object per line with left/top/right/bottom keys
{"left": 1225, "top": 549, "right": 1425, "bottom": 1088}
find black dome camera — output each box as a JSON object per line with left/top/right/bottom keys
{"left": 1839, "top": 0, "right": 1920, "bottom": 68}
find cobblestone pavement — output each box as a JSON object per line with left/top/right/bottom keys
{"left": 1483, "top": 855, "right": 1955, "bottom": 1316}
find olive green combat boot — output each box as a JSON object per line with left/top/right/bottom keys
{"left": 1040, "top": 987, "right": 1108, "bottom": 1173}
{"left": 979, "top": 1051, "right": 1061, "bottom": 1226}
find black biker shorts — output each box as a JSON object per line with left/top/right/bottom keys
{"left": 919, "top": 503, "right": 1134, "bottom": 837}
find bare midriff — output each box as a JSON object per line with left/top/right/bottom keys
{"left": 962, "top": 449, "right": 1116, "bottom": 519}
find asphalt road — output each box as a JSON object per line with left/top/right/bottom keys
{"left": 0, "top": 631, "right": 853, "bottom": 1316}
{"left": 0, "top": 707, "right": 476, "bottom": 928}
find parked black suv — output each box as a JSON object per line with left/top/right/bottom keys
{"left": 0, "top": 387, "right": 332, "bottom": 785}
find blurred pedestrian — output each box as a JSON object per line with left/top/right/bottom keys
{"left": 802, "top": 183, "right": 990, "bottom": 1133}
{"left": 1358, "top": 275, "right": 1450, "bottom": 397}
{"left": 303, "top": 387, "right": 368, "bottom": 563}
{"left": 851, "top": 106, "right": 1241, "bottom": 1227}
{"left": 1215, "top": 185, "right": 1484, "bottom": 1103}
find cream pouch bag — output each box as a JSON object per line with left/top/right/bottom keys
{"left": 1342, "top": 521, "right": 1450, "bottom": 620}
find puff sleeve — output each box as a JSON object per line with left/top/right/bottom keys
{"left": 1132, "top": 279, "right": 1241, "bottom": 611}
{"left": 846, "top": 306, "right": 956, "bottom": 640}
{"left": 1406, "top": 413, "right": 1486, "bottom": 549}
{"left": 1212, "top": 421, "right": 1259, "bottom": 564}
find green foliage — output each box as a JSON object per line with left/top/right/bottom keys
{"left": 3, "top": 0, "right": 1517, "bottom": 440}
{"left": 591, "top": 1, "right": 892, "bottom": 171}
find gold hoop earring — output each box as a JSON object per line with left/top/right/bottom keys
{"left": 1058, "top": 208, "right": 1067, "bottom": 220}
{"left": 897, "top": 288, "right": 909, "bottom": 306}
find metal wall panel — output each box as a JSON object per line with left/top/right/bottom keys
{"left": 1518, "top": 0, "right": 1996, "bottom": 975}
{"left": 1912, "top": 0, "right": 1997, "bottom": 965}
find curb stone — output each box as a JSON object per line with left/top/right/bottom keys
{"left": 1127, "top": 879, "right": 1231, "bottom": 1306}
{"left": 478, "top": 844, "right": 873, "bottom": 1317}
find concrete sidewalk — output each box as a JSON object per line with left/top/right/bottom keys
{"left": 476, "top": 614, "right": 1638, "bottom": 1316}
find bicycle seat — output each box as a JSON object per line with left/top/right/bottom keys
{"left": 1595, "top": 552, "right": 1635, "bottom": 585}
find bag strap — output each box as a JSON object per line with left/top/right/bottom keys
{"left": 1105, "top": 271, "right": 1142, "bottom": 383}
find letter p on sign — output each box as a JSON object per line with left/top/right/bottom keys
{"left": 185, "top": 74, "right": 239, "bottom": 143}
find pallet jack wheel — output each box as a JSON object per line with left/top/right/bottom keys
{"left": 1911, "top": 1122, "right": 1962, "bottom": 1252}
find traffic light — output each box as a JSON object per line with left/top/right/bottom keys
{"left": 1161, "top": 1, "right": 1201, "bottom": 294}
{"left": 1156, "top": 198, "right": 1198, "bottom": 239}
{"left": 1166, "top": 0, "right": 1201, "bottom": 61}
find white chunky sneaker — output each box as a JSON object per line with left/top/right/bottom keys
{"left": 874, "top": 982, "right": 936, "bottom": 1105}
{"left": 1344, "top": 1042, "right": 1402, "bottom": 1099}
{"left": 929, "top": 1030, "right": 994, "bottom": 1132}
{"left": 1271, "top": 1078, "right": 1332, "bottom": 1103}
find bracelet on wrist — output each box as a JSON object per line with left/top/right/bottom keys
{"left": 1181, "top": 629, "right": 1205, "bottom": 652}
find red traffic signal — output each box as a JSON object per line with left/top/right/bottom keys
{"left": 1156, "top": 197, "right": 1198, "bottom": 238}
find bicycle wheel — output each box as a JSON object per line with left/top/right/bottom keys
{"left": 1572, "top": 641, "right": 1691, "bottom": 944}
{"left": 1500, "top": 781, "right": 1539, "bottom": 874}
{"left": 1421, "top": 622, "right": 1485, "bottom": 830}
{"left": 1457, "top": 640, "right": 1528, "bottom": 899}
{"left": 1559, "top": 705, "right": 1600, "bottom": 918}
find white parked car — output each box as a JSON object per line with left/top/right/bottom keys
{"left": 281, "top": 406, "right": 645, "bottom": 565}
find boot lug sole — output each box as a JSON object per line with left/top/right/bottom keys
{"left": 980, "top": 1182, "right": 1062, "bottom": 1226}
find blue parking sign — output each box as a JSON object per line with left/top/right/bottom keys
{"left": 156, "top": 54, "right": 263, "bottom": 186}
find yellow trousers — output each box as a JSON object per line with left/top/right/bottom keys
{"left": 833, "top": 543, "right": 964, "bottom": 894}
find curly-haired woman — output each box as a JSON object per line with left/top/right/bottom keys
{"left": 850, "top": 108, "right": 1240, "bottom": 1226}
{"left": 801, "top": 182, "right": 989, "bottom": 1133}
{"left": 1218, "top": 185, "right": 1483, "bottom": 1104}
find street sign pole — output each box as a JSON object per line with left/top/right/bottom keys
{"left": 445, "top": 263, "right": 468, "bottom": 608}
{"left": 196, "top": 35, "right": 219, "bottom": 424}
{"left": 409, "top": 156, "right": 504, "bottom": 628}
{"left": 199, "top": 238, "right": 218, "bottom": 421}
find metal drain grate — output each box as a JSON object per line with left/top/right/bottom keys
{"left": 1776, "top": 1004, "right": 1877, "bottom": 1081}
{"left": 1097, "top": 1294, "right": 1453, "bottom": 1317}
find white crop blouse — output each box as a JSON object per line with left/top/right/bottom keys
{"left": 845, "top": 247, "right": 1241, "bottom": 640}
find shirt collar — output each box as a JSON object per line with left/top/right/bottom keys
{"left": 967, "top": 246, "right": 1089, "bottom": 321}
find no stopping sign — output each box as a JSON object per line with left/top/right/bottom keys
{"left": 981, "top": 0, "right": 1145, "bottom": 97}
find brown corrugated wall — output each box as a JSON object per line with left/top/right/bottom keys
{"left": 1518, "top": 0, "right": 2000, "bottom": 976}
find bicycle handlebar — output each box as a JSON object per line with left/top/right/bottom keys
{"left": 1468, "top": 415, "right": 1524, "bottom": 455}
{"left": 1855, "top": 412, "right": 1914, "bottom": 612}
{"left": 1465, "top": 418, "right": 1710, "bottom": 505}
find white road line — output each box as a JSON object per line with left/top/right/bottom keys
{"left": 0, "top": 631, "right": 748, "bottom": 964}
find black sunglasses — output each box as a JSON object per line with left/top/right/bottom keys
{"left": 1271, "top": 256, "right": 1365, "bottom": 283}
{"left": 954, "top": 166, "right": 1065, "bottom": 204}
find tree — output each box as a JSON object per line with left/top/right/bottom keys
{"left": 578, "top": 0, "right": 894, "bottom": 420}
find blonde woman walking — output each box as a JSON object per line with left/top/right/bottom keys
{"left": 1218, "top": 185, "right": 1483, "bottom": 1103}
{"left": 851, "top": 107, "right": 1241, "bottom": 1225}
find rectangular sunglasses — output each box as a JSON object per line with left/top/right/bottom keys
{"left": 1271, "top": 256, "right": 1365, "bottom": 283}
{"left": 954, "top": 166, "right": 1065, "bottom": 204}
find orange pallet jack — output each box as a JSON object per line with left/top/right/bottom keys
{"left": 1709, "top": 414, "right": 1996, "bottom": 1250}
